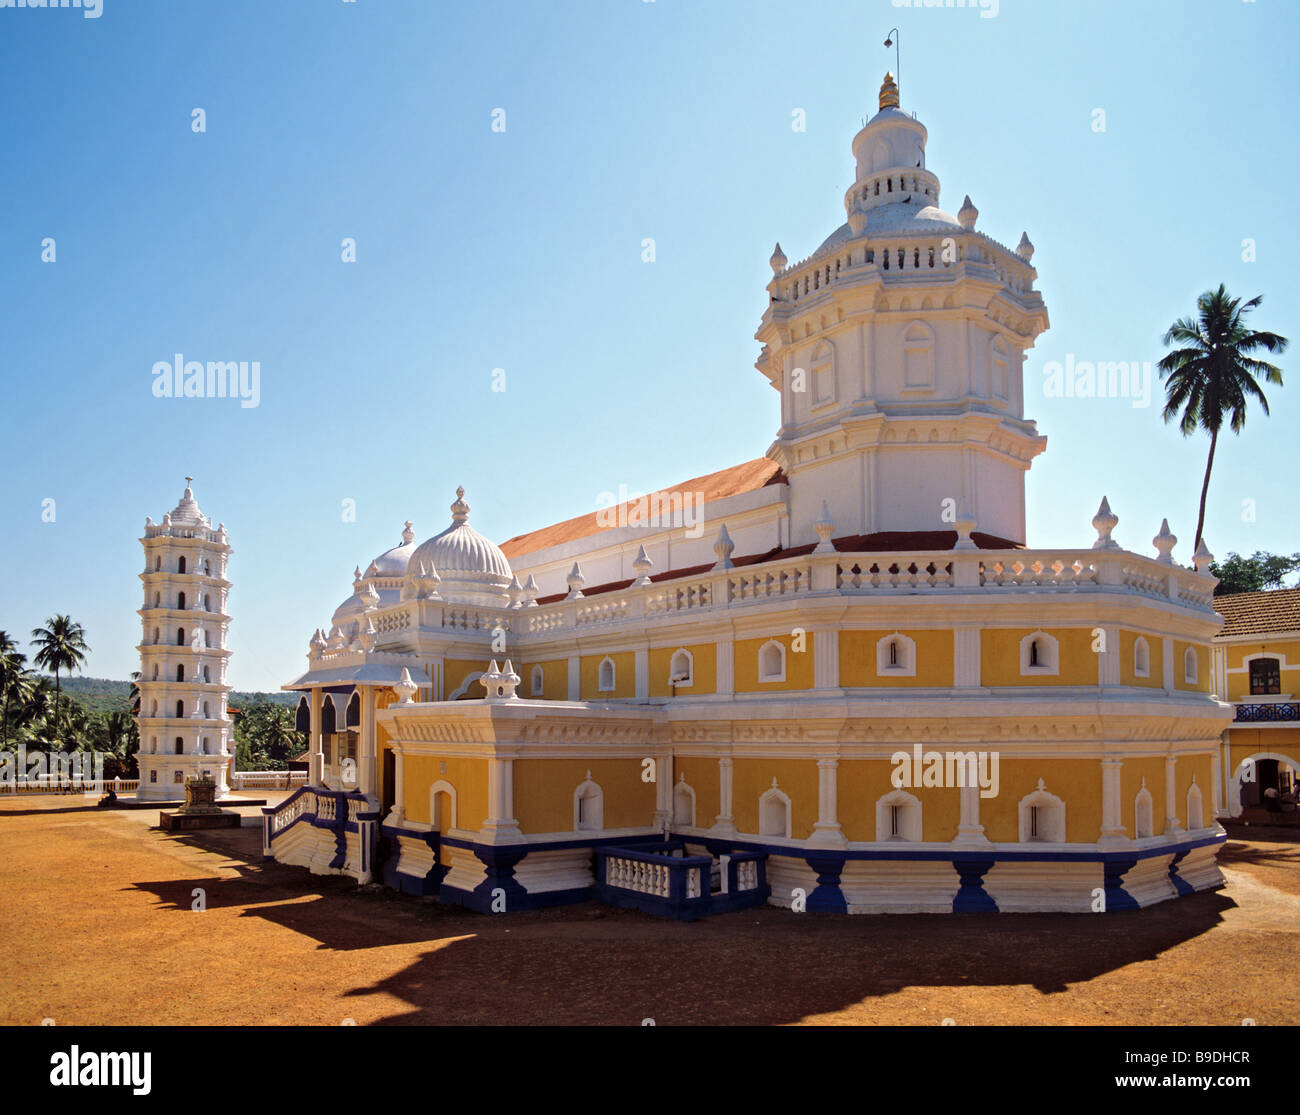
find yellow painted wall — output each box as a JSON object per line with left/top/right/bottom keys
{"left": 518, "top": 659, "right": 568, "bottom": 701}
{"left": 671, "top": 758, "right": 719, "bottom": 827}
{"left": 1176, "top": 753, "right": 1214, "bottom": 827}
{"left": 402, "top": 754, "right": 489, "bottom": 831}
{"left": 837, "top": 759, "right": 904, "bottom": 842}
{"left": 512, "top": 758, "right": 655, "bottom": 833}
{"left": 731, "top": 758, "right": 820, "bottom": 839}
{"left": 981, "top": 628, "right": 1096, "bottom": 687}
{"left": 734, "top": 632, "right": 816, "bottom": 693}
{"left": 1225, "top": 727, "right": 1300, "bottom": 770}
{"left": 649, "top": 643, "right": 717, "bottom": 697}
{"left": 1174, "top": 642, "right": 1209, "bottom": 692}
{"left": 839, "top": 629, "right": 954, "bottom": 687}
{"left": 1121, "top": 757, "right": 1166, "bottom": 838}
{"left": 579, "top": 651, "right": 637, "bottom": 700}
{"left": 982, "top": 758, "right": 1103, "bottom": 843}
{"left": 444, "top": 658, "right": 487, "bottom": 700}
{"left": 1224, "top": 638, "right": 1300, "bottom": 701}
{"left": 1119, "top": 630, "right": 1163, "bottom": 688}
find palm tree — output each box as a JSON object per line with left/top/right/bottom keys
{"left": 1158, "top": 284, "right": 1288, "bottom": 551}
{"left": 29, "top": 616, "right": 90, "bottom": 742}
{"left": 0, "top": 645, "right": 32, "bottom": 747}
{"left": 127, "top": 670, "right": 142, "bottom": 716}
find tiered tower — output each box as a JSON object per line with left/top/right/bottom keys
{"left": 756, "top": 72, "right": 1050, "bottom": 547}
{"left": 134, "top": 479, "right": 234, "bottom": 800}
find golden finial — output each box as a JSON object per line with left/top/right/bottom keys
{"left": 879, "top": 71, "right": 899, "bottom": 111}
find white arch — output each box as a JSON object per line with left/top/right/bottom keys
{"left": 758, "top": 639, "right": 786, "bottom": 683}
{"left": 1020, "top": 630, "right": 1059, "bottom": 676}
{"left": 530, "top": 664, "right": 544, "bottom": 697}
{"left": 1018, "top": 780, "right": 1066, "bottom": 842}
{"left": 1183, "top": 647, "right": 1199, "bottom": 685}
{"left": 1133, "top": 636, "right": 1150, "bottom": 678}
{"left": 447, "top": 672, "right": 482, "bottom": 701}
{"left": 876, "top": 632, "right": 916, "bottom": 677}
{"left": 989, "top": 335, "right": 1010, "bottom": 400}
{"left": 758, "top": 780, "right": 792, "bottom": 838}
{"left": 597, "top": 656, "right": 616, "bottom": 693}
{"left": 668, "top": 648, "right": 694, "bottom": 688}
{"left": 429, "top": 779, "right": 458, "bottom": 831}
{"left": 875, "top": 788, "right": 922, "bottom": 841}
{"left": 1228, "top": 751, "right": 1300, "bottom": 817}
{"left": 1134, "top": 781, "right": 1155, "bottom": 839}
{"left": 903, "top": 319, "right": 935, "bottom": 389}
{"left": 574, "top": 774, "right": 603, "bottom": 831}
{"left": 672, "top": 776, "right": 696, "bottom": 827}
{"left": 1186, "top": 777, "right": 1205, "bottom": 830}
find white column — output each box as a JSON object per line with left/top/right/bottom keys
{"left": 567, "top": 654, "right": 580, "bottom": 701}
{"left": 953, "top": 780, "right": 991, "bottom": 847}
{"left": 813, "top": 630, "right": 839, "bottom": 690}
{"left": 654, "top": 750, "right": 673, "bottom": 833}
{"left": 716, "top": 639, "right": 734, "bottom": 695}
{"left": 954, "top": 628, "right": 981, "bottom": 687}
{"left": 1162, "top": 638, "right": 1175, "bottom": 694}
{"left": 480, "top": 756, "right": 522, "bottom": 841}
{"left": 1097, "top": 626, "right": 1120, "bottom": 687}
{"left": 808, "top": 758, "right": 847, "bottom": 847}
{"left": 712, "top": 757, "right": 737, "bottom": 835}
{"left": 1164, "top": 754, "right": 1182, "bottom": 833}
{"left": 634, "top": 649, "right": 649, "bottom": 699}
{"left": 309, "top": 688, "right": 323, "bottom": 787}
{"left": 1212, "top": 739, "right": 1225, "bottom": 817}
{"left": 359, "top": 687, "right": 376, "bottom": 799}
{"left": 386, "top": 745, "right": 405, "bottom": 826}
{"left": 1099, "top": 757, "right": 1128, "bottom": 847}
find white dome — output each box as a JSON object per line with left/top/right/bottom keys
{"left": 168, "top": 478, "right": 210, "bottom": 527}
{"left": 331, "top": 522, "right": 418, "bottom": 628}
{"left": 408, "top": 488, "right": 513, "bottom": 607}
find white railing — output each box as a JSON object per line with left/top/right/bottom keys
{"left": 270, "top": 790, "right": 314, "bottom": 835}
{"left": 0, "top": 776, "right": 140, "bottom": 795}
{"left": 839, "top": 558, "right": 953, "bottom": 592}
{"left": 728, "top": 564, "right": 812, "bottom": 601}
{"left": 231, "top": 771, "right": 307, "bottom": 790}
{"left": 979, "top": 554, "right": 1098, "bottom": 589}
{"left": 606, "top": 856, "right": 672, "bottom": 897}
{"left": 736, "top": 859, "right": 758, "bottom": 891}
{"left": 646, "top": 580, "right": 712, "bottom": 615}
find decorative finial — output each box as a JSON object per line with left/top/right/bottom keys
{"left": 1193, "top": 537, "right": 1214, "bottom": 573}
{"left": 769, "top": 242, "right": 787, "bottom": 275}
{"left": 958, "top": 195, "right": 978, "bottom": 231}
{"left": 1091, "top": 497, "right": 1119, "bottom": 551}
{"left": 953, "top": 500, "right": 978, "bottom": 551}
{"left": 566, "top": 562, "right": 585, "bottom": 600}
{"left": 402, "top": 520, "right": 414, "bottom": 544}
{"left": 1016, "top": 232, "right": 1035, "bottom": 262}
{"left": 1153, "top": 518, "right": 1177, "bottom": 565}
{"left": 813, "top": 502, "right": 836, "bottom": 554}
{"left": 522, "top": 573, "right": 540, "bottom": 607}
{"left": 632, "top": 544, "right": 653, "bottom": 586}
{"left": 184, "top": 476, "right": 193, "bottom": 487}
{"left": 451, "top": 487, "right": 469, "bottom": 523}
{"left": 394, "top": 668, "right": 418, "bottom": 704}
{"left": 713, "top": 523, "right": 735, "bottom": 570}
{"left": 879, "top": 71, "right": 899, "bottom": 111}
{"left": 508, "top": 574, "right": 523, "bottom": 608}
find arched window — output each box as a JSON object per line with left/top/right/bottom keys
{"left": 177, "top": 592, "right": 186, "bottom": 611}
{"left": 1020, "top": 630, "right": 1059, "bottom": 676}
{"left": 202, "top": 700, "right": 210, "bottom": 718}
{"left": 175, "top": 700, "right": 184, "bottom": 719}
{"left": 810, "top": 340, "right": 835, "bottom": 407}
{"left": 1133, "top": 636, "right": 1150, "bottom": 678}
{"left": 875, "top": 789, "right": 922, "bottom": 841}
{"left": 294, "top": 696, "right": 310, "bottom": 734}
{"left": 153, "top": 592, "right": 160, "bottom": 608}
{"left": 203, "top": 559, "right": 211, "bottom": 576}
{"left": 345, "top": 692, "right": 361, "bottom": 729}
{"left": 154, "top": 556, "right": 161, "bottom": 571}
{"left": 758, "top": 780, "right": 792, "bottom": 838}
{"left": 1249, "top": 657, "right": 1281, "bottom": 695}
{"left": 902, "top": 321, "right": 934, "bottom": 389}
{"left": 200, "top": 737, "right": 209, "bottom": 755}
{"left": 530, "top": 665, "right": 544, "bottom": 697}
{"left": 1183, "top": 647, "right": 1199, "bottom": 685}
{"left": 1018, "top": 780, "right": 1066, "bottom": 842}
{"left": 202, "top": 665, "right": 210, "bottom": 683}
{"left": 672, "top": 776, "right": 696, "bottom": 827}
{"left": 177, "top": 556, "right": 186, "bottom": 574}
{"left": 1186, "top": 778, "right": 1204, "bottom": 830}
{"left": 876, "top": 632, "right": 916, "bottom": 677}
{"left": 151, "top": 664, "right": 159, "bottom": 681}
{"left": 430, "top": 781, "right": 457, "bottom": 832}
{"left": 204, "top": 593, "right": 211, "bottom": 611}
{"left": 758, "top": 639, "right": 786, "bottom": 683}
{"left": 597, "top": 657, "right": 616, "bottom": 693}
{"left": 204, "top": 630, "right": 211, "bottom": 648}
{"left": 174, "top": 737, "right": 184, "bottom": 755}
{"left": 176, "top": 628, "right": 185, "bottom": 646}
{"left": 574, "top": 774, "right": 603, "bottom": 831}
{"left": 320, "top": 696, "right": 337, "bottom": 735}
{"left": 149, "top": 736, "right": 156, "bottom": 754}
{"left": 175, "top": 664, "right": 184, "bottom": 682}
{"left": 669, "top": 649, "right": 694, "bottom": 688}
{"left": 989, "top": 336, "right": 1010, "bottom": 400}
{"left": 153, "top": 627, "right": 160, "bottom": 645}
{"left": 150, "top": 700, "right": 158, "bottom": 716}
{"left": 1134, "top": 781, "right": 1154, "bottom": 838}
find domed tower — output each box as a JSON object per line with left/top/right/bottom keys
{"left": 755, "top": 72, "right": 1050, "bottom": 546}
{"left": 134, "top": 479, "right": 234, "bottom": 800}
{"left": 405, "top": 487, "right": 514, "bottom": 608}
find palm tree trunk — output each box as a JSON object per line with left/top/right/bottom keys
{"left": 1194, "top": 428, "right": 1219, "bottom": 552}
{"left": 53, "top": 668, "right": 61, "bottom": 744}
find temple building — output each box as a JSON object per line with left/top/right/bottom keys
{"left": 266, "top": 75, "right": 1232, "bottom": 917}
{"left": 134, "top": 480, "right": 235, "bottom": 800}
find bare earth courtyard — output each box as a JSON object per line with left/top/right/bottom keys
{"left": 1, "top": 792, "right": 1296, "bottom": 1027}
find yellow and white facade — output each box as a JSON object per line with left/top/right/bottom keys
{"left": 267, "top": 75, "right": 1233, "bottom": 917}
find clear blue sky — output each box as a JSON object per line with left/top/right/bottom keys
{"left": 1, "top": 0, "right": 1297, "bottom": 690}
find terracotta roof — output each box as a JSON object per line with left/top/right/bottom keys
{"left": 534, "top": 530, "right": 1022, "bottom": 604}
{"left": 499, "top": 458, "right": 787, "bottom": 560}
{"left": 1214, "top": 587, "right": 1300, "bottom": 638}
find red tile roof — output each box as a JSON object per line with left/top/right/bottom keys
{"left": 1214, "top": 587, "right": 1300, "bottom": 638}
{"left": 499, "top": 458, "right": 786, "bottom": 560}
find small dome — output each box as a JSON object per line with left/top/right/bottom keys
{"left": 409, "top": 488, "right": 513, "bottom": 607}
{"left": 366, "top": 521, "right": 418, "bottom": 578}
{"left": 169, "top": 477, "right": 209, "bottom": 527}
{"left": 331, "top": 521, "right": 418, "bottom": 627}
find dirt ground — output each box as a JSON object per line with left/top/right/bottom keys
{"left": 0, "top": 793, "right": 1295, "bottom": 1026}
